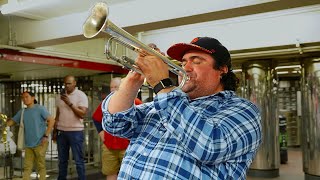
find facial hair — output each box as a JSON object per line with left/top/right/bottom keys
{"left": 181, "top": 79, "right": 196, "bottom": 94}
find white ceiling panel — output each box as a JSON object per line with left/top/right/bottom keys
{"left": 0, "top": 60, "right": 103, "bottom": 82}
{"left": 0, "top": 0, "right": 131, "bottom": 20}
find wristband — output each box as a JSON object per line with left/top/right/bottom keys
{"left": 43, "top": 135, "right": 48, "bottom": 138}
{"left": 68, "top": 103, "right": 73, "bottom": 107}
{"left": 153, "top": 78, "right": 173, "bottom": 94}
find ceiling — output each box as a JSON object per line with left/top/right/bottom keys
{"left": 0, "top": 60, "right": 102, "bottom": 82}
{"left": 0, "top": 0, "right": 319, "bottom": 82}
{"left": 0, "top": 47, "right": 128, "bottom": 82}
{"left": 0, "top": 0, "right": 130, "bottom": 20}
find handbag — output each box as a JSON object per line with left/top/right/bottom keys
{"left": 17, "top": 108, "right": 25, "bottom": 150}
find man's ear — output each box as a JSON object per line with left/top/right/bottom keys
{"left": 220, "top": 65, "right": 228, "bottom": 75}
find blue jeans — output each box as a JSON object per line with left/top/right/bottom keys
{"left": 57, "top": 130, "right": 86, "bottom": 180}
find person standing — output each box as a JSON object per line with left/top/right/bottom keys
{"left": 55, "top": 75, "right": 88, "bottom": 180}
{"left": 101, "top": 37, "right": 262, "bottom": 179}
{"left": 7, "top": 91, "right": 55, "bottom": 180}
{"left": 92, "top": 77, "right": 142, "bottom": 180}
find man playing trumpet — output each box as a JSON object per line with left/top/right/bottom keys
{"left": 101, "top": 37, "right": 262, "bottom": 179}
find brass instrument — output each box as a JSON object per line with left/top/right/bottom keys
{"left": 82, "top": 2, "right": 189, "bottom": 88}
{"left": 0, "top": 113, "right": 8, "bottom": 149}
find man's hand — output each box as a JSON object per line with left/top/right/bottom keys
{"left": 52, "top": 128, "right": 58, "bottom": 143}
{"left": 108, "top": 71, "right": 144, "bottom": 114}
{"left": 60, "top": 94, "right": 72, "bottom": 106}
{"left": 41, "top": 136, "right": 48, "bottom": 145}
{"left": 120, "top": 70, "right": 145, "bottom": 93}
{"left": 135, "top": 52, "right": 169, "bottom": 87}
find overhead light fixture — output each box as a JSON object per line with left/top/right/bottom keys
{"left": 275, "top": 65, "right": 301, "bottom": 70}
{"left": 291, "top": 70, "right": 301, "bottom": 74}
{"left": 232, "top": 69, "right": 242, "bottom": 73}
{"left": 277, "top": 71, "right": 289, "bottom": 74}
{"left": 312, "top": 58, "right": 320, "bottom": 62}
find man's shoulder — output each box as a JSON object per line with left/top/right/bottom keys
{"left": 75, "top": 89, "right": 88, "bottom": 97}
{"left": 74, "top": 89, "right": 89, "bottom": 107}
{"left": 228, "top": 96, "right": 253, "bottom": 104}
{"left": 232, "top": 97, "right": 260, "bottom": 114}
{"left": 222, "top": 93, "right": 258, "bottom": 109}
{"left": 32, "top": 104, "right": 45, "bottom": 110}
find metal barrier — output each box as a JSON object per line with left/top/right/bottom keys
{"left": 0, "top": 77, "right": 103, "bottom": 179}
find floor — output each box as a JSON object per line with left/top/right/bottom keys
{"left": 248, "top": 148, "right": 304, "bottom": 180}
{"left": 0, "top": 148, "right": 306, "bottom": 180}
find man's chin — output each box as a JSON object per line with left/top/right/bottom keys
{"left": 181, "top": 83, "right": 195, "bottom": 93}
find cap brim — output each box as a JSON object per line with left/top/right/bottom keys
{"left": 167, "top": 43, "right": 212, "bottom": 61}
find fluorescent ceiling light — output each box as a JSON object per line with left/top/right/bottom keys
{"left": 312, "top": 58, "right": 320, "bottom": 62}
{"left": 291, "top": 70, "right": 301, "bottom": 74}
{"left": 275, "top": 65, "right": 301, "bottom": 70}
{"left": 277, "top": 71, "right": 289, "bottom": 74}
{"left": 232, "top": 69, "right": 242, "bottom": 73}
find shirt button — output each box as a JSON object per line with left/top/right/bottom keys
{"left": 178, "top": 134, "right": 182, "bottom": 140}
{"left": 163, "top": 122, "right": 168, "bottom": 127}
{"left": 143, "top": 152, "right": 148, "bottom": 156}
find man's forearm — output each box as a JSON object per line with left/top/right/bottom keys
{"left": 70, "top": 105, "right": 87, "bottom": 118}
{"left": 45, "top": 116, "right": 55, "bottom": 136}
{"left": 107, "top": 71, "right": 144, "bottom": 114}
{"left": 108, "top": 88, "right": 138, "bottom": 114}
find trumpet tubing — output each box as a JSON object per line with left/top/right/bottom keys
{"left": 82, "top": 2, "right": 189, "bottom": 88}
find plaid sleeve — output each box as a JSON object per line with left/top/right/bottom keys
{"left": 154, "top": 89, "right": 261, "bottom": 165}
{"left": 101, "top": 93, "right": 154, "bottom": 139}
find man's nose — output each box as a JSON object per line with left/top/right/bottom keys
{"left": 183, "top": 61, "right": 193, "bottom": 72}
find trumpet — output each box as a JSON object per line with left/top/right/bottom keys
{"left": 82, "top": 2, "right": 189, "bottom": 88}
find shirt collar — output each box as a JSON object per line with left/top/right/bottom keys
{"left": 191, "top": 90, "right": 235, "bottom": 101}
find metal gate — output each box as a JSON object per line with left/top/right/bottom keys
{"left": 0, "top": 76, "right": 101, "bottom": 179}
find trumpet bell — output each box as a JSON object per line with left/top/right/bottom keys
{"left": 83, "top": 2, "right": 109, "bottom": 38}
{"left": 82, "top": 2, "right": 189, "bottom": 88}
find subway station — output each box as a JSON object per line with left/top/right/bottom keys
{"left": 0, "top": 0, "right": 320, "bottom": 179}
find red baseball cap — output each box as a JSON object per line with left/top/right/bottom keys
{"left": 167, "top": 37, "right": 231, "bottom": 69}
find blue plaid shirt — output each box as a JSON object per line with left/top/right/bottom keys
{"left": 102, "top": 88, "right": 261, "bottom": 180}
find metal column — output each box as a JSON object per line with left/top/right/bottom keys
{"left": 301, "top": 60, "right": 320, "bottom": 180}
{"left": 244, "top": 61, "right": 280, "bottom": 178}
